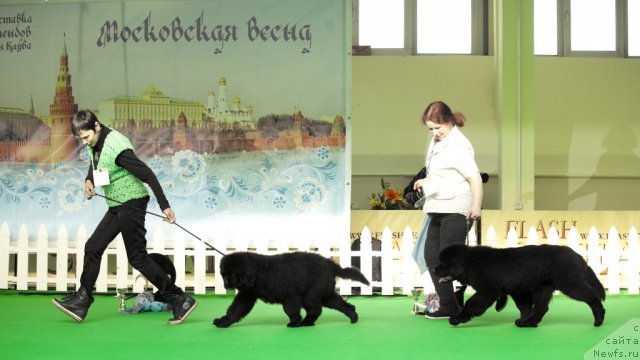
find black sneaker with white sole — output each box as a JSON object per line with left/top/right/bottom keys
{"left": 168, "top": 294, "right": 197, "bottom": 325}
{"left": 51, "top": 287, "right": 94, "bottom": 322}
{"left": 425, "top": 310, "right": 457, "bottom": 320}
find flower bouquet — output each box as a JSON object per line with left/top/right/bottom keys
{"left": 370, "top": 178, "right": 411, "bottom": 210}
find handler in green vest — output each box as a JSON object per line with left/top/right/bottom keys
{"left": 52, "top": 109, "right": 197, "bottom": 325}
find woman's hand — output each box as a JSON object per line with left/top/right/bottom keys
{"left": 468, "top": 205, "right": 482, "bottom": 220}
{"left": 413, "top": 179, "right": 424, "bottom": 191}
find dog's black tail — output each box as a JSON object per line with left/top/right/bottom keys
{"left": 585, "top": 263, "right": 606, "bottom": 301}
{"left": 334, "top": 264, "right": 370, "bottom": 285}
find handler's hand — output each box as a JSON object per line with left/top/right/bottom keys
{"left": 84, "top": 180, "right": 96, "bottom": 199}
{"left": 468, "top": 205, "right": 482, "bottom": 220}
{"left": 163, "top": 208, "right": 176, "bottom": 224}
{"left": 413, "top": 179, "right": 423, "bottom": 191}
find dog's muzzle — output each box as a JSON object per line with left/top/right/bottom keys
{"left": 438, "top": 276, "right": 453, "bottom": 283}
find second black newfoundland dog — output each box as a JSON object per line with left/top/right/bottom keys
{"left": 434, "top": 244, "right": 605, "bottom": 327}
{"left": 213, "top": 251, "right": 370, "bottom": 328}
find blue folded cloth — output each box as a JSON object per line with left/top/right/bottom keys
{"left": 411, "top": 214, "right": 431, "bottom": 273}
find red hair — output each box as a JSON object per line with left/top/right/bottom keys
{"left": 422, "top": 101, "right": 466, "bottom": 127}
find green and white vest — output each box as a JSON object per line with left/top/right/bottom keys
{"left": 87, "top": 130, "right": 148, "bottom": 207}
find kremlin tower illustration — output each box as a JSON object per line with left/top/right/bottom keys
{"left": 48, "top": 36, "right": 79, "bottom": 162}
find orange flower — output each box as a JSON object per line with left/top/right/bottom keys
{"left": 384, "top": 188, "right": 401, "bottom": 202}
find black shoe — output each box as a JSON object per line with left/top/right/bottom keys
{"left": 168, "top": 294, "right": 197, "bottom": 325}
{"left": 51, "top": 288, "right": 94, "bottom": 322}
{"left": 425, "top": 310, "right": 457, "bottom": 320}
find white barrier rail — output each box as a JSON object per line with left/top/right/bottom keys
{"left": 0, "top": 221, "right": 638, "bottom": 295}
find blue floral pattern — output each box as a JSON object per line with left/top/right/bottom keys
{"left": 0, "top": 146, "right": 346, "bottom": 241}
{"left": 273, "top": 195, "right": 287, "bottom": 209}
{"left": 58, "top": 178, "right": 86, "bottom": 212}
{"left": 171, "top": 150, "right": 206, "bottom": 183}
{"left": 293, "top": 177, "right": 327, "bottom": 212}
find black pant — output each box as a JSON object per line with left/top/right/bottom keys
{"left": 79, "top": 196, "right": 183, "bottom": 300}
{"left": 424, "top": 213, "right": 468, "bottom": 313}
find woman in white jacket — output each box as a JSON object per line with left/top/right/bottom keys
{"left": 413, "top": 101, "right": 484, "bottom": 319}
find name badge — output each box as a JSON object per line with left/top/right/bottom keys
{"left": 93, "top": 169, "right": 110, "bottom": 187}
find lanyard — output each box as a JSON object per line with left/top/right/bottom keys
{"left": 425, "top": 140, "right": 440, "bottom": 177}
{"left": 89, "top": 148, "right": 97, "bottom": 170}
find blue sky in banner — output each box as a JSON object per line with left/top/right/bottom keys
{"left": 0, "top": 0, "right": 350, "bottom": 245}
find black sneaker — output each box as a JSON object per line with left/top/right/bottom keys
{"left": 51, "top": 287, "right": 94, "bottom": 322}
{"left": 425, "top": 310, "right": 456, "bottom": 320}
{"left": 167, "top": 294, "right": 197, "bottom": 325}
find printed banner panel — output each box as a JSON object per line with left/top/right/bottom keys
{"left": 350, "top": 210, "right": 640, "bottom": 248}
{"left": 0, "top": 0, "right": 349, "bottom": 245}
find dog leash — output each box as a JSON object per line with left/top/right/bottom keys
{"left": 93, "top": 193, "right": 226, "bottom": 256}
{"left": 466, "top": 217, "right": 478, "bottom": 246}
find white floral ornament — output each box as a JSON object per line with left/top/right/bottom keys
{"left": 171, "top": 150, "right": 206, "bottom": 183}
{"left": 293, "top": 177, "right": 327, "bottom": 212}
{"left": 58, "top": 178, "right": 86, "bottom": 212}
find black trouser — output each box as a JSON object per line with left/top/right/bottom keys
{"left": 79, "top": 196, "right": 183, "bottom": 301}
{"left": 424, "top": 213, "right": 468, "bottom": 313}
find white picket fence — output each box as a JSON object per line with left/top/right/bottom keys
{"left": 0, "top": 221, "right": 638, "bottom": 295}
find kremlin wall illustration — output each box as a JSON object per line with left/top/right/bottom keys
{"left": 0, "top": 41, "right": 346, "bottom": 164}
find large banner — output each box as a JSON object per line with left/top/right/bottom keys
{"left": 0, "top": 0, "right": 350, "bottom": 246}
{"left": 350, "top": 210, "right": 640, "bottom": 249}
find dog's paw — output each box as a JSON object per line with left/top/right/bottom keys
{"left": 514, "top": 319, "right": 538, "bottom": 328}
{"left": 348, "top": 312, "right": 358, "bottom": 324}
{"left": 213, "top": 317, "right": 231, "bottom": 328}
{"left": 449, "top": 316, "right": 464, "bottom": 326}
{"left": 594, "top": 308, "right": 605, "bottom": 327}
{"left": 287, "top": 321, "right": 302, "bottom": 328}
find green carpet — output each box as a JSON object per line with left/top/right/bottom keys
{"left": 0, "top": 291, "right": 637, "bottom": 360}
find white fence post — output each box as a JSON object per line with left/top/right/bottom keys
{"left": 16, "top": 224, "right": 29, "bottom": 291}
{"left": 359, "top": 226, "right": 373, "bottom": 295}
{"left": 587, "top": 226, "right": 602, "bottom": 277}
{"left": 605, "top": 226, "right": 621, "bottom": 294}
{"left": 627, "top": 227, "right": 639, "bottom": 294}
{"left": 36, "top": 224, "right": 48, "bottom": 291}
{"left": 193, "top": 240, "right": 206, "bottom": 294}
{"left": 567, "top": 226, "right": 581, "bottom": 255}
{"left": 380, "top": 227, "right": 393, "bottom": 296}
{"left": 506, "top": 226, "right": 519, "bottom": 248}
{"left": 484, "top": 225, "right": 497, "bottom": 248}
{"left": 547, "top": 225, "right": 559, "bottom": 245}
{"left": 526, "top": 226, "right": 539, "bottom": 245}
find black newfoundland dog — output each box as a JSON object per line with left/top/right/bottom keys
{"left": 434, "top": 244, "right": 605, "bottom": 327}
{"left": 213, "top": 251, "right": 370, "bottom": 328}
